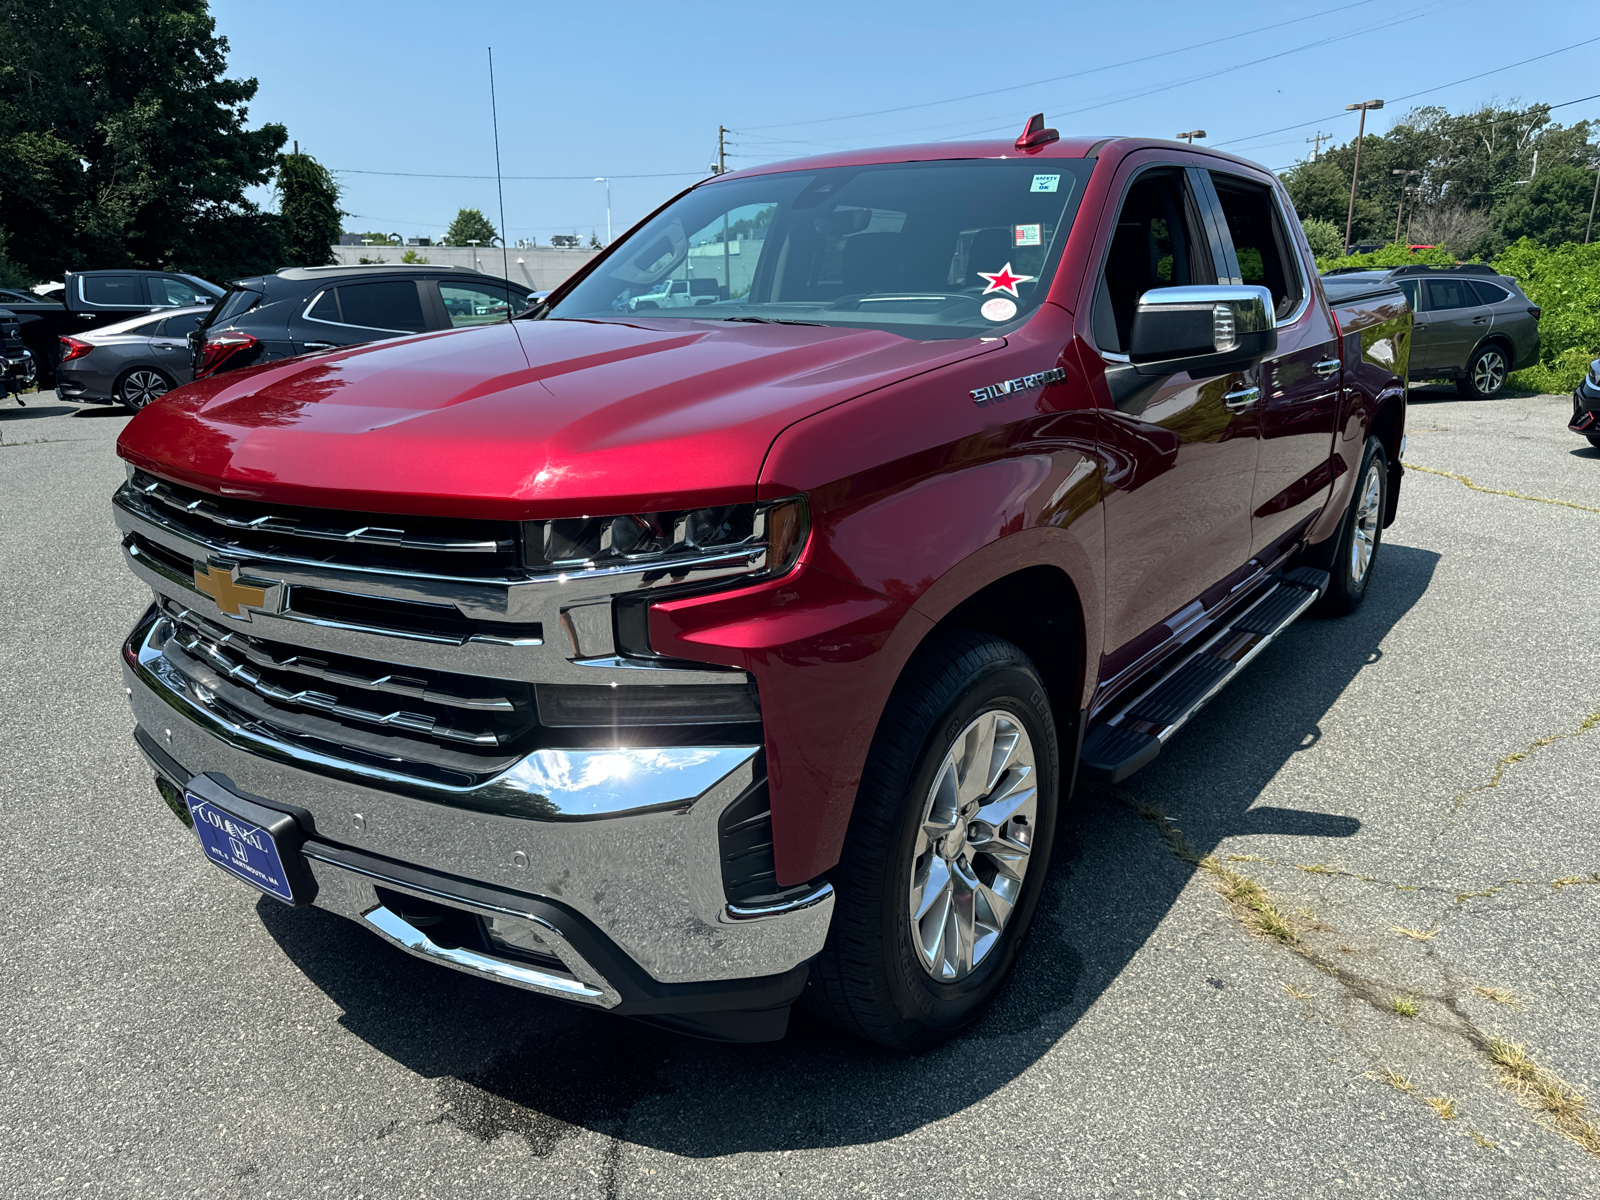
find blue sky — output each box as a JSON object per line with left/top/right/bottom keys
{"left": 214, "top": 0, "right": 1600, "bottom": 245}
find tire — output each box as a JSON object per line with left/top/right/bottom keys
{"left": 1457, "top": 343, "right": 1509, "bottom": 399}
{"left": 803, "top": 632, "right": 1060, "bottom": 1050}
{"left": 1316, "top": 435, "right": 1388, "bottom": 616}
{"left": 1587, "top": 435, "right": 1600, "bottom": 450}
{"left": 116, "top": 367, "right": 175, "bottom": 411}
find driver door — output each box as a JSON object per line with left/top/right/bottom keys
{"left": 1090, "top": 162, "right": 1262, "bottom": 685}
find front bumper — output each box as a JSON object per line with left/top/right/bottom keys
{"left": 1571, "top": 380, "right": 1600, "bottom": 436}
{"left": 124, "top": 609, "right": 834, "bottom": 1039}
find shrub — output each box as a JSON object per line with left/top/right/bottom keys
{"left": 1315, "top": 241, "right": 1459, "bottom": 273}
{"left": 1493, "top": 237, "right": 1600, "bottom": 394}
{"left": 1301, "top": 217, "right": 1344, "bottom": 261}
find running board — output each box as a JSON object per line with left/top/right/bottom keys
{"left": 1079, "top": 567, "right": 1330, "bottom": 783}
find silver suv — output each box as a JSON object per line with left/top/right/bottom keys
{"left": 1322, "top": 264, "right": 1539, "bottom": 399}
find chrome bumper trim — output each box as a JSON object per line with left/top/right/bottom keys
{"left": 725, "top": 882, "right": 836, "bottom": 921}
{"left": 127, "top": 613, "right": 834, "bottom": 985}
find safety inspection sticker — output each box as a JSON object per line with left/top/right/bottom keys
{"left": 1030, "top": 174, "right": 1060, "bottom": 192}
{"left": 981, "top": 298, "right": 1018, "bottom": 322}
{"left": 1014, "top": 224, "right": 1042, "bottom": 247}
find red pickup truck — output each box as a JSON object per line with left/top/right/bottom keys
{"left": 115, "top": 120, "right": 1410, "bottom": 1049}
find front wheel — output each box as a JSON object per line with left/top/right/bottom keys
{"left": 804, "top": 632, "right": 1059, "bottom": 1050}
{"left": 117, "top": 368, "right": 174, "bottom": 411}
{"left": 1457, "top": 344, "right": 1509, "bottom": 399}
{"left": 1587, "top": 434, "right": 1600, "bottom": 450}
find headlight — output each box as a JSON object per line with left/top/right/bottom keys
{"left": 1587, "top": 359, "right": 1600, "bottom": 391}
{"left": 522, "top": 496, "right": 808, "bottom": 582}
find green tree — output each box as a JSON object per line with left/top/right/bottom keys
{"left": 443, "top": 208, "right": 499, "bottom": 246}
{"left": 1496, "top": 165, "right": 1600, "bottom": 247}
{"left": 1300, "top": 217, "right": 1344, "bottom": 261}
{"left": 348, "top": 230, "right": 400, "bottom": 246}
{"left": 276, "top": 150, "right": 341, "bottom": 267}
{"left": 0, "top": 0, "right": 287, "bottom": 281}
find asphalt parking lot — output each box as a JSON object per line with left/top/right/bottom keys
{"left": 2, "top": 385, "right": 1597, "bottom": 1199}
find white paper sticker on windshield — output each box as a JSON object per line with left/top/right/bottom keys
{"left": 981, "top": 297, "right": 1018, "bottom": 322}
{"left": 1030, "top": 175, "right": 1060, "bottom": 193}
{"left": 1014, "top": 223, "right": 1042, "bottom": 247}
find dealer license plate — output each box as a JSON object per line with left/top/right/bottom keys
{"left": 185, "top": 793, "right": 296, "bottom": 903}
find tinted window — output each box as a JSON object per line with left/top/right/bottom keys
{"left": 150, "top": 276, "right": 217, "bottom": 307}
{"left": 1425, "top": 279, "right": 1475, "bottom": 310}
{"left": 158, "top": 312, "right": 205, "bottom": 337}
{"left": 202, "top": 287, "right": 261, "bottom": 329}
{"left": 335, "top": 280, "right": 427, "bottom": 331}
{"left": 1094, "top": 169, "right": 1215, "bottom": 352}
{"left": 1210, "top": 174, "right": 1301, "bottom": 318}
{"left": 81, "top": 275, "right": 143, "bottom": 306}
{"left": 1396, "top": 279, "right": 1420, "bottom": 309}
{"left": 439, "top": 281, "right": 515, "bottom": 328}
{"left": 1469, "top": 280, "right": 1510, "bottom": 305}
{"left": 307, "top": 290, "right": 340, "bottom": 322}
{"left": 125, "top": 317, "right": 167, "bottom": 336}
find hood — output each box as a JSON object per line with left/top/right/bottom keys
{"left": 116, "top": 318, "right": 1002, "bottom": 519}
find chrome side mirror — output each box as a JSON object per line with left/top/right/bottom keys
{"left": 1127, "top": 284, "right": 1277, "bottom": 377}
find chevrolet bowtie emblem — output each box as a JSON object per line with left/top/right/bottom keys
{"left": 193, "top": 561, "right": 280, "bottom": 619}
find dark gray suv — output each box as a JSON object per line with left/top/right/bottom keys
{"left": 1322, "top": 264, "right": 1539, "bottom": 399}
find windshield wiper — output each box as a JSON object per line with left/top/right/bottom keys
{"left": 717, "top": 316, "right": 827, "bottom": 326}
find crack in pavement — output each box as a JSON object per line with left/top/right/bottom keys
{"left": 1220, "top": 854, "right": 1600, "bottom": 905}
{"left": 1116, "top": 792, "right": 1600, "bottom": 1162}
{"left": 1450, "top": 709, "right": 1600, "bottom": 813}
{"left": 1403, "top": 461, "right": 1600, "bottom": 515}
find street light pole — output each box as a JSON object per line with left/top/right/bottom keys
{"left": 1343, "top": 99, "right": 1384, "bottom": 253}
{"left": 1392, "top": 169, "right": 1420, "bottom": 244}
{"left": 1587, "top": 163, "right": 1600, "bottom": 245}
{"left": 1176, "top": 129, "right": 1206, "bottom": 144}
{"left": 593, "top": 178, "right": 611, "bottom": 245}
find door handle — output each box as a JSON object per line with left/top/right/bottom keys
{"left": 1223, "top": 386, "right": 1261, "bottom": 411}
{"left": 1472, "top": 315, "right": 1489, "bottom": 325}
{"left": 302, "top": 341, "right": 335, "bottom": 351}
{"left": 1313, "top": 358, "right": 1340, "bottom": 377}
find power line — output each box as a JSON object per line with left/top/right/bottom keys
{"left": 332, "top": 168, "right": 704, "bottom": 181}
{"left": 1213, "top": 37, "right": 1600, "bottom": 149}
{"left": 739, "top": 0, "right": 1384, "bottom": 131}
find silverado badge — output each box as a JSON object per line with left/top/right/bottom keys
{"left": 971, "top": 366, "right": 1067, "bottom": 407}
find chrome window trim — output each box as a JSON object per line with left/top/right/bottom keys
{"left": 1203, "top": 169, "right": 1312, "bottom": 329}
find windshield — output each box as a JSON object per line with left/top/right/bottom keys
{"left": 542, "top": 158, "right": 1094, "bottom": 340}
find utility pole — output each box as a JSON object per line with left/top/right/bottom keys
{"left": 1392, "top": 169, "right": 1420, "bottom": 244}
{"left": 712, "top": 126, "right": 728, "bottom": 175}
{"left": 1306, "top": 131, "right": 1331, "bottom": 161}
{"left": 1343, "top": 99, "right": 1384, "bottom": 253}
{"left": 1586, "top": 163, "right": 1600, "bottom": 244}
{"left": 1176, "top": 129, "right": 1205, "bottom": 144}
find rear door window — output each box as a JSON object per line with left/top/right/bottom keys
{"left": 1468, "top": 280, "right": 1511, "bottom": 305}
{"left": 81, "top": 275, "right": 143, "bottom": 307}
{"left": 1208, "top": 174, "right": 1302, "bottom": 318}
{"left": 1424, "top": 279, "right": 1475, "bottom": 310}
{"left": 331, "top": 280, "right": 428, "bottom": 331}
{"left": 157, "top": 312, "right": 206, "bottom": 337}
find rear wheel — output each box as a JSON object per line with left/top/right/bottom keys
{"left": 804, "top": 632, "right": 1059, "bottom": 1050}
{"left": 1316, "top": 435, "right": 1388, "bottom": 616}
{"left": 1457, "top": 344, "right": 1509, "bottom": 399}
{"left": 117, "top": 368, "right": 174, "bottom": 411}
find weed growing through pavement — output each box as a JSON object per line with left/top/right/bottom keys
{"left": 1450, "top": 710, "right": 1600, "bottom": 813}
{"left": 1393, "top": 995, "right": 1421, "bottom": 1017}
{"left": 1473, "top": 986, "right": 1519, "bottom": 1008}
{"left": 1484, "top": 1038, "right": 1600, "bottom": 1155}
{"left": 1372, "top": 1067, "right": 1415, "bottom": 1093}
{"left": 1390, "top": 926, "right": 1440, "bottom": 942}
{"left": 1424, "top": 1096, "right": 1459, "bottom": 1120}
{"left": 1470, "top": 1130, "right": 1498, "bottom": 1150}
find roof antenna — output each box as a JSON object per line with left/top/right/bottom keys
{"left": 488, "top": 47, "right": 510, "bottom": 283}
{"left": 1016, "top": 113, "right": 1059, "bottom": 151}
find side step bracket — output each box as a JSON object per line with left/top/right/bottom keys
{"left": 1079, "top": 567, "right": 1329, "bottom": 783}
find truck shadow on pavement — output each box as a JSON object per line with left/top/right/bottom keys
{"left": 258, "top": 541, "right": 1441, "bottom": 1158}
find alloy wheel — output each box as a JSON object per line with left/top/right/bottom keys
{"left": 1473, "top": 350, "right": 1506, "bottom": 396}
{"left": 122, "top": 370, "right": 171, "bottom": 409}
{"left": 908, "top": 709, "right": 1037, "bottom": 982}
{"left": 1351, "top": 460, "right": 1383, "bottom": 585}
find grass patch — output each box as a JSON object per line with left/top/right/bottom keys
{"left": 1470, "top": 1130, "right": 1498, "bottom": 1150}
{"left": 1424, "top": 1096, "right": 1459, "bottom": 1121}
{"left": 1373, "top": 1067, "right": 1415, "bottom": 1093}
{"left": 1283, "top": 983, "right": 1313, "bottom": 1001}
{"left": 1485, "top": 1038, "right": 1600, "bottom": 1156}
{"left": 1473, "top": 986, "right": 1519, "bottom": 1008}
{"left": 1296, "top": 862, "right": 1336, "bottom": 875}
{"left": 1455, "top": 888, "right": 1501, "bottom": 904}
{"left": 1390, "top": 925, "right": 1440, "bottom": 942}
{"left": 1393, "top": 995, "right": 1421, "bottom": 1018}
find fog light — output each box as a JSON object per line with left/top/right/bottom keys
{"left": 536, "top": 682, "right": 761, "bottom": 727}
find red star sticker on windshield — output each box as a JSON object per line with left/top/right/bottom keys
{"left": 977, "top": 262, "right": 1036, "bottom": 297}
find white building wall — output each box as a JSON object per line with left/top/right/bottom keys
{"left": 327, "top": 244, "right": 602, "bottom": 291}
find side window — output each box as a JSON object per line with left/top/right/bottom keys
{"left": 158, "top": 312, "right": 205, "bottom": 337}
{"left": 1396, "top": 279, "right": 1420, "bottom": 310}
{"left": 1208, "top": 174, "right": 1302, "bottom": 319}
{"left": 149, "top": 276, "right": 216, "bottom": 307}
{"left": 307, "top": 290, "right": 340, "bottom": 322}
{"left": 1094, "top": 169, "right": 1214, "bottom": 353}
{"left": 81, "top": 275, "right": 143, "bottom": 306}
{"left": 332, "top": 280, "right": 428, "bottom": 331}
{"left": 1425, "top": 279, "right": 1474, "bottom": 310}
{"left": 125, "top": 317, "right": 167, "bottom": 336}
{"left": 438, "top": 281, "right": 514, "bottom": 328}
{"left": 1468, "top": 280, "right": 1510, "bottom": 305}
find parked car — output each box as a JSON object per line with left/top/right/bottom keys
{"left": 0, "top": 270, "right": 221, "bottom": 387}
{"left": 115, "top": 123, "right": 1410, "bottom": 1048}
{"left": 1322, "top": 263, "right": 1538, "bottom": 398}
{"left": 0, "top": 307, "right": 37, "bottom": 399}
{"left": 190, "top": 265, "right": 539, "bottom": 379}
{"left": 1568, "top": 359, "right": 1600, "bottom": 449}
{"left": 54, "top": 305, "right": 209, "bottom": 410}
{"left": 626, "top": 278, "right": 723, "bottom": 311}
